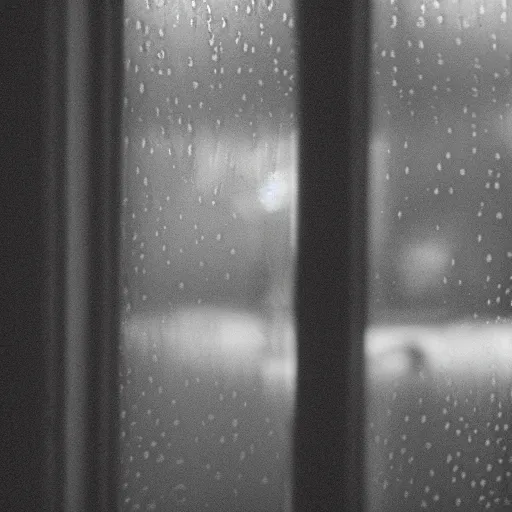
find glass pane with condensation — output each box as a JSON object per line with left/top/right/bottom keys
{"left": 367, "top": 1, "right": 512, "bottom": 511}
{"left": 119, "top": 1, "right": 297, "bottom": 510}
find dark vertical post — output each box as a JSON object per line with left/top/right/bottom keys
{"left": 0, "top": 1, "right": 60, "bottom": 509}
{"left": 294, "top": 0, "right": 371, "bottom": 511}
{"left": 44, "top": 1, "right": 69, "bottom": 510}
{"left": 64, "top": 2, "right": 124, "bottom": 511}
{"left": 1, "top": 0, "right": 123, "bottom": 510}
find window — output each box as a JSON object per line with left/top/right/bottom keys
{"left": 121, "top": 0, "right": 512, "bottom": 511}
{"left": 121, "top": 0, "right": 299, "bottom": 506}
{"left": 120, "top": 0, "right": 368, "bottom": 510}
{"left": 367, "top": 1, "right": 512, "bottom": 510}
{"left": 4, "top": 0, "right": 367, "bottom": 510}
{"left": 16, "top": 1, "right": 512, "bottom": 512}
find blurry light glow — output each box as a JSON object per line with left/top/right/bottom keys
{"left": 399, "top": 239, "right": 452, "bottom": 297}
{"left": 258, "top": 172, "right": 289, "bottom": 212}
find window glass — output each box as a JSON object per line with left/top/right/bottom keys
{"left": 367, "top": 1, "right": 512, "bottom": 510}
{"left": 120, "top": 1, "right": 512, "bottom": 510}
{"left": 120, "top": 0, "right": 297, "bottom": 510}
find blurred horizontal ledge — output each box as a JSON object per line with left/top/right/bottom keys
{"left": 122, "top": 306, "right": 512, "bottom": 388}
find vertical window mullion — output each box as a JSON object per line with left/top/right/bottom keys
{"left": 295, "top": 1, "right": 371, "bottom": 510}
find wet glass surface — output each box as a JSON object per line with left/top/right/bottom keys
{"left": 366, "top": 1, "right": 512, "bottom": 510}
{"left": 120, "top": 1, "right": 296, "bottom": 510}
{"left": 120, "top": 0, "right": 512, "bottom": 510}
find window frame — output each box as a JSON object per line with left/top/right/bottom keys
{"left": 2, "top": 1, "right": 123, "bottom": 510}
{"left": 1, "top": 0, "right": 370, "bottom": 511}
{"left": 294, "top": 1, "right": 370, "bottom": 511}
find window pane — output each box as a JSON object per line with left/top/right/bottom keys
{"left": 367, "top": 1, "right": 512, "bottom": 510}
{"left": 119, "top": 1, "right": 297, "bottom": 510}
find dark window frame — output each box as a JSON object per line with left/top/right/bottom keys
{"left": 1, "top": 0, "right": 369, "bottom": 511}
